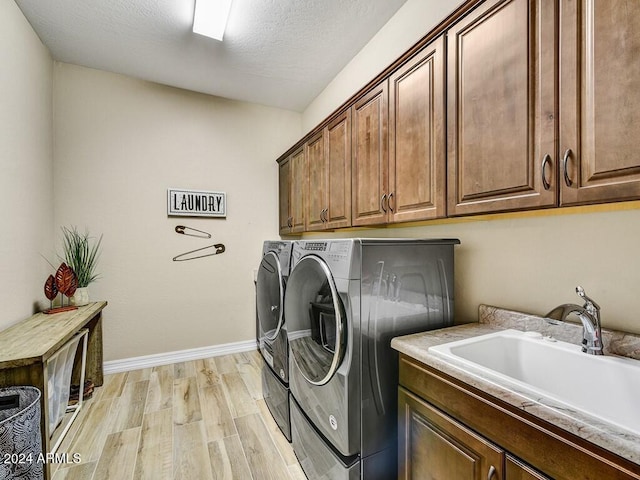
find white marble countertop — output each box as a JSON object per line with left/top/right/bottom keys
{"left": 391, "top": 305, "right": 640, "bottom": 467}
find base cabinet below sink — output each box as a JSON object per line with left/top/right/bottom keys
{"left": 505, "top": 455, "right": 549, "bottom": 480}
{"left": 399, "top": 387, "right": 548, "bottom": 480}
{"left": 398, "top": 354, "right": 640, "bottom": 480}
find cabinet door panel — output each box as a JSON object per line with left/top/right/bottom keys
{"left": 389, "top": 35, "right": 446, "bottom": 222}
{"left": 352, "top": 81, "right": 389, "bottom": 226}
{"left": 326, "top": 110, "right": 352, "bottom": 229}
{"left": 278, "top": 158, "right": 291, "bottom": 234}
{"left": 290, "top": 147, "right": 306, "bottom": 233}
{"left": 447, "top": 0, "right": 556, "bottom": 215}
{"left": 399, "top": 388, "right": 503, "bottom": 480}
{"left": 560, "top": 0, "right": 640, "bottom": 204}
{"left": 306, "top": 133, "right": 326, "bottom": 231}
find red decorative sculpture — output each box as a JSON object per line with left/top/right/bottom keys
{"left": 43, "top": 263, "right": 79, "bottom": 314}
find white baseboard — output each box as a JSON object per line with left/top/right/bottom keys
{"left": 103, "top": 339, "right": 257, "bottom": 374}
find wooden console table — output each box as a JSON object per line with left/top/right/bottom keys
{"left": 0, "top": 301, "right": 106, "bottom": 479}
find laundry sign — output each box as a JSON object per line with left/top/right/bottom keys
{"left": 167, "top": 188, "right": 226, "bottom": 218}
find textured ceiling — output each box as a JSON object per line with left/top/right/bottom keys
{"left": 15, "top": 0, "right": 409, "bottom": 111}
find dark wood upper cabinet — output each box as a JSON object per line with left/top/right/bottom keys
{"left": 305, "top": 110, "right": 351, "bottom": 231}
{"left": 278, "top": 157, "right": 291, "bottom": 234}
{"left": 290, "top": 147, "right": 306, "bottom": 233}
{"left": 277, "top": 0, "right": 640, "bottom": 231}
{"left": 559, "top": 0, "right": 640, "bottom": 205}
{"left": 389, "top": 35, "right": 447, "bottom": 222}
{"left": 352, "top": 35, "right": 447, "bottom": 227}
{"left": 306, "top": 110, "right": 352, "bottom": 231}
{"left": 351, "top": 81, "right": 389, "bottom": 226}
{"left": 278, "top": 146, "right": 306, "bottom": 235}
{"left": 305, "top": 132, "right": 326, "bottom": 231}
{"left": 447, "top": 0, "right": 557, "bottom": 216}
{"left": 325, "top": 111, "right": 352, "bottom": 229}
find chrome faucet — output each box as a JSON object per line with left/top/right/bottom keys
{"left": 545, "top": 286, "right": 604, "bottom": 355}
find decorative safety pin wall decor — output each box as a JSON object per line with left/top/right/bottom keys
{"left": 173, "top": 225, "right": 225, "bottom": 261}
{"left": 175, "top": 225, "right": 211, "bottom": 238}
{"left": 173, "top": 243, "right": 225, "bottom": 261}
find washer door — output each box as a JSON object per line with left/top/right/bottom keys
{"left": 257, "top": 251, "right": 284, "bottom": 341}
{"left": 285, "top": 255, "right": 346, "bottom": 386}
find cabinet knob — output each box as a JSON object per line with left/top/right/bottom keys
{"left": 541, "top": 154, "right": 552, "bottom": 190}
{"left": 562, "top": 148, "right": 573, "bottom": 187}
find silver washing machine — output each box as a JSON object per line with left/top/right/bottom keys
{"left": 285, "top": 238, "right": 459, "bottom": 479}
{"left": 256, "top": 240, "right": 293, "bottom": 440}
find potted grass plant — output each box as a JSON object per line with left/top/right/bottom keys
{"left": 61, "top": 226, "right": 103, "bottom": 306}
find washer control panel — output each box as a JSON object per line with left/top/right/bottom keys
{"left": 292, "top": 240, "right": 355, "bottom": 279}
{"left": 302, "top": 242, "right": 328, "bottom": 251}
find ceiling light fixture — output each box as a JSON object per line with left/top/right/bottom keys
{"left": 192, "top": 0, "right": 233, "bottom": 41}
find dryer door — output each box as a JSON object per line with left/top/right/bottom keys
{"left": 257, "top": 251, "right": 284, "bottom": 341}
{"left": 285, "top": 255, "right": 346, "bottom": 386}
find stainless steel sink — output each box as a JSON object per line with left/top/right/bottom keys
{"left": 428, "top": 329, "right": 640, "bottom": 435}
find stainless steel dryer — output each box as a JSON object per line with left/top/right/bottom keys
{"left": 285, "top": 238, "right": 459, "bottom": 479}
{"left": 257, "top": 240, "right": 293, "bottom": 440}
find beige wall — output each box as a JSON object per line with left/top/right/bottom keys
{"left": 0, "top": 1, "right": 54, "bottom": 330}
{"left": 300, "top": 0, "right": 640, "bottom": 335}
{"left": 53, "top": 63, "right": 301, "bottom": 361}
{"left": 303, "top": 0, "right": 463, "bottom": 132}
{"left": 301, "top": 206, "right": 640, "bottom": 334}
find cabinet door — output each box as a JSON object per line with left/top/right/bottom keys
{"left": 447, "top": 0, "right": 556, "bottom": 216}
{"left": 325, "top": 110, "right": 352, "bottom": 229}
{"left": 306, "top": 132, "right": 326, "bottom": 231}
{"left": 398, "top": 388, "right": 504, "bottom": 480}
{"left": 389, "top": 35, "right": 446, "bottom": 222}
{"left": 278, "top": 157, "right": 292, "bottom": 234}
{"left": 506, "top": 455, "right": 551, "bottom": 480}
{"left": 559, "top": 0, "right": 640, "bottom": 205}
{"left": 352, "top": 81, "right": 389, "bottom": 226}
{"left": 290, "top": 147, "right": 306, "bottom": 233}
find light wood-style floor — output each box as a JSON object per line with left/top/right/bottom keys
{"left": 51, "top": 350, "right": 305, "bottom": 480}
